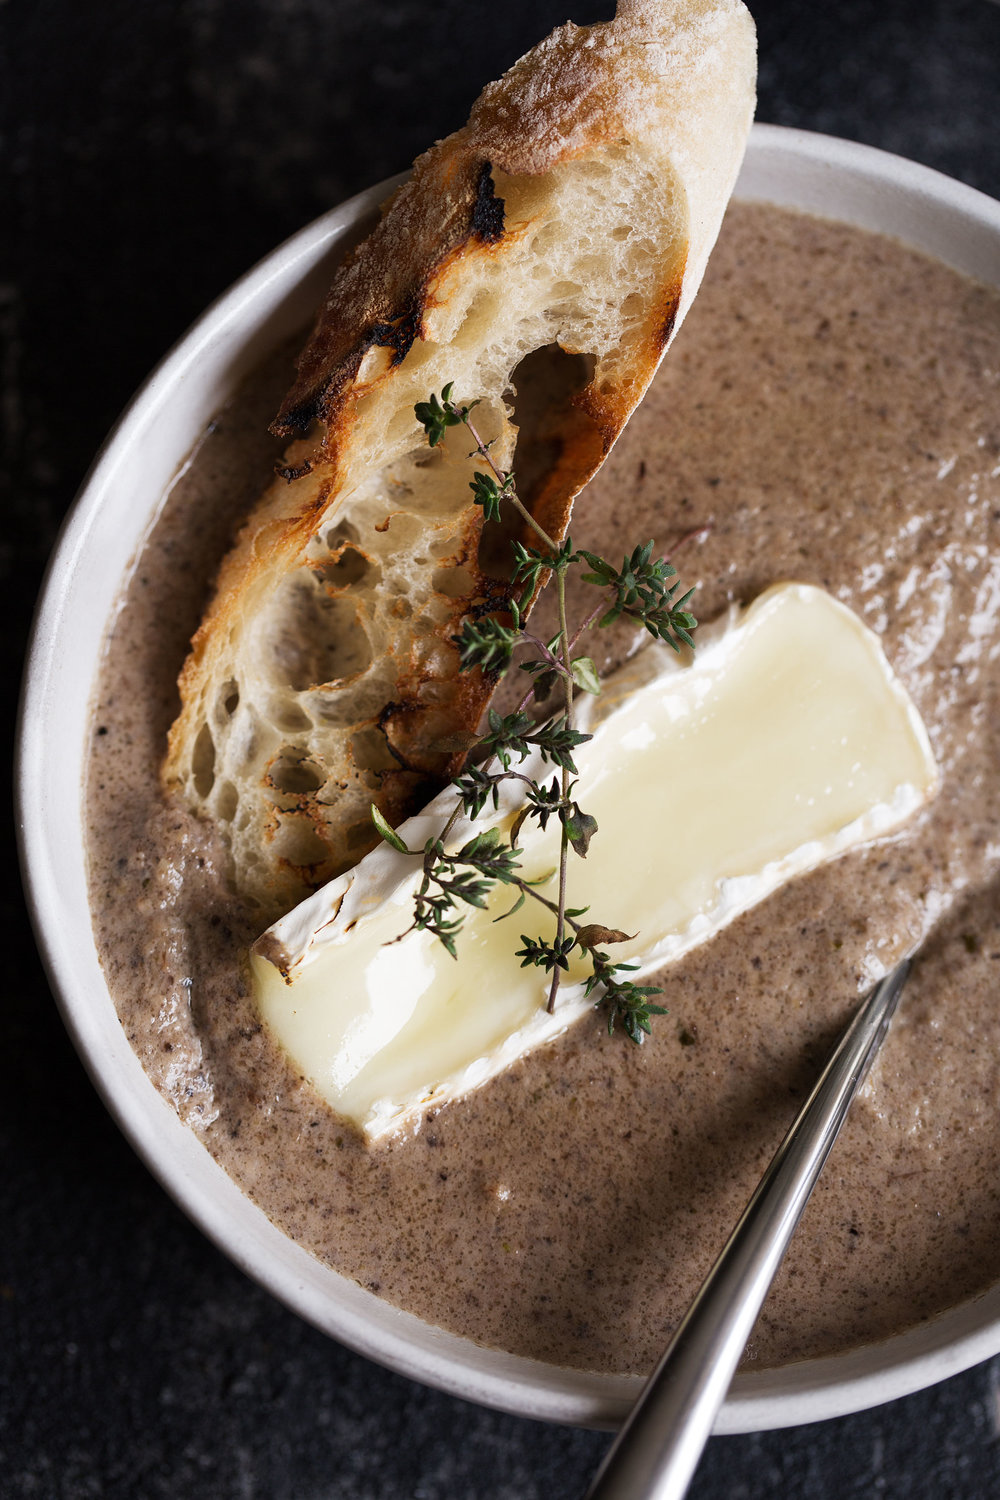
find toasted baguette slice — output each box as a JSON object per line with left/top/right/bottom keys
{"left": 163, "top": 0, "right": 756, "bottom": 917}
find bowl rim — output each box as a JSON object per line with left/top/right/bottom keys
{"left": 16, "top": 122, "right": 1000, "bottom": 1435}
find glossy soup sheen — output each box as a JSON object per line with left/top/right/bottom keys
{"left": 86, "top": 201, "right": 1000, "bottom": 1374}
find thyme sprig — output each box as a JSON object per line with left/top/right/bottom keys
{"left": 370, "top": 385, "right": 700, "bottom": 1039}
{"left": 578, "top": 541, "right": 698, "bottom": 648}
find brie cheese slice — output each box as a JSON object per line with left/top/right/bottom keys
{"left": 251, "top": 583, "right": 938, "bottom": 1140}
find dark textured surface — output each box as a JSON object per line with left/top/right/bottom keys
{"left": 5, "top": 1, "right": 1000, "bottom": 1496}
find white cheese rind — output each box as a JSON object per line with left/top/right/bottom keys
{"left": 252, "top": 583, "right": 938, "bottom": 1139}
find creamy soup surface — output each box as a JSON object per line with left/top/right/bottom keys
{"left": 87, "top": 201, "right": 1000, "bottom": 1374}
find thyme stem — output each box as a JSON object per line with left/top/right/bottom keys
{"left": 459, "top": 408, "right": 559, "bottom": 555}
{"left": 548, "top": 562, "right": 574, "bottom": 1012}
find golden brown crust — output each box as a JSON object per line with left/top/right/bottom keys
{"left": 273, "top": 155, "right": 491, "bottom": 437}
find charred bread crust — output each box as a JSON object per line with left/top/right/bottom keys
{"left": 163, "top": 0, "right": 756, "bottom": 917}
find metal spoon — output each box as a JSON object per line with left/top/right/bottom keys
{"left": 584, "top": 957, "right": 912, "bottom": 1500}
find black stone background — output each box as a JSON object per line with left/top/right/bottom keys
{"left": 5, "top": 1, "right": 1000, "bottom": 1495}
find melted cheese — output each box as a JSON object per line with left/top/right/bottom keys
{"left": 251, "top": 583, "right": 938, "bottom": 1139}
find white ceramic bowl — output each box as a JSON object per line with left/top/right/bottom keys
{"left": 18, "top": 124, "right": 1000, "bottom": 1433}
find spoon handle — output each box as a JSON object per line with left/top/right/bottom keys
{"left": 584, "top": 957, "right": 911, "bottom": 1500}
